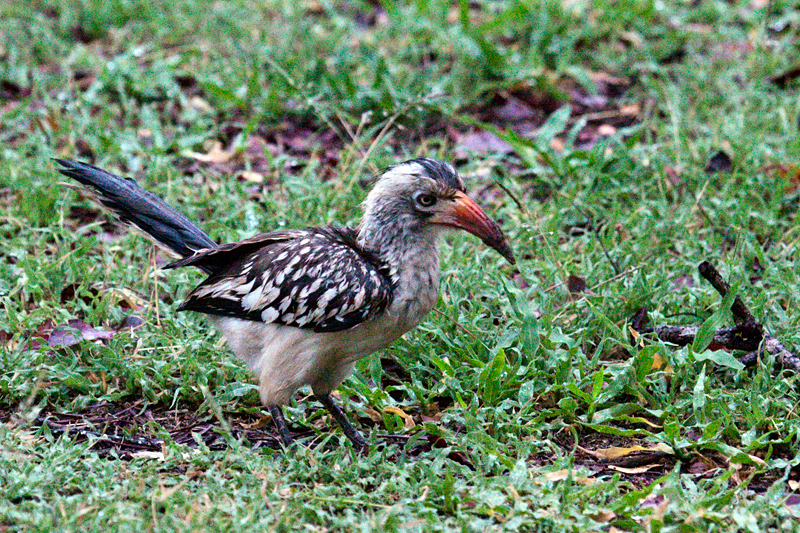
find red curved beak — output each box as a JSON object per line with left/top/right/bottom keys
{"left": 431, "top": 191, "right": 515, "bottom": 265}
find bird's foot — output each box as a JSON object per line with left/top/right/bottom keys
{"left": 268, "top": 405, "right": 295, "bottom": 449}
{"left": 315, "top": 393, "right": 369, "bottom": 452}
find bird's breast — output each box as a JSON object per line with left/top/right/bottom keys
{"left": 383, "top": 246, "right": 441, "bottom": 334}
{"left": 390, "top": 270, "right": 438, "bottom": 328}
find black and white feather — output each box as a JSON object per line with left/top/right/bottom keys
{"left": 168, "top": 227, "right": 393, "bottom": 333}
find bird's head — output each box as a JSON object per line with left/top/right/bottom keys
{"left": 361, "top": 159, "right": 515, "bottom": 264}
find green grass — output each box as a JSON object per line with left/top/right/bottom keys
{"left": 3, "top": 0, "right": 800, "bottom": 531}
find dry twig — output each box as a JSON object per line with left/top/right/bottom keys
{"left": 634, "top": 261, "right": 800, "bottom": 374}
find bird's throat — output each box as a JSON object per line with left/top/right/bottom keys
{"left": 358, "top": 221, "right": 442, "bottom": 327}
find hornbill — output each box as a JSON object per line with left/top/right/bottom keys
{"left": 55, "top": 158, "right": 514, "bottom": 449}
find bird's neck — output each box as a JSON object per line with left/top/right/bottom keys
{"left": 358, "top": 214, "right": 442, "bottom": 325}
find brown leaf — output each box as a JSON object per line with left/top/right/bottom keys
{"left": 420, "top": 412, "right": 443, "bottom": 423}
{"left": 364, "top": 408, "right": 382, "bottom": 422}
{"left": 580, "top": 443, "right": 674, "bottom": 461}
{"left": 589, "top": 509, "right": 617, "bottom": 522}
{"left": 188, "top": 97, "right": 212, "bottom": 112}
{"left": 544, "top": 469, "right": 570, "bottom": 481}
{"left": 106, "top": 288, "right": 147, "bottom": 311}
{"left": 541, "top": 469, "right": 598, "bottom": 485}
{"left": 688, "top": 460, "right": 715, "bottom": 475}
{"left": 651, "top": 352, "right": 671, "bottom": 373}
{"left": 34, "top": 113, "right": 59, "bottom": 134}
{"left": 304, "top": 0, "right": 325, "bottom": 14}
{"left": 240, "top": 416, "right": 270, "bottom": 430}
{"left": 643, "top": 496, "right": 670, "bottom": 525}
{"left": 759, "top": 162, "right": 800, "bottom": 193}
{"left": 0, "top": 330, "right": 12, "bottom": 351}
{"left": 597, "top": 124, "right": 617, "bottom": 137}
{"left": 383, "top": 406, "right": 416, "bottom": 429}
{"left": 785, "top": 494, "right": 800, "bottom": 508}
{"left": 631, "top": 307, "right": 650, "bottom": 331}
{"left": 185, "top": 141, "right": 236, "bottom": 163}
{"left": 607, "top": 464, "right": 659, "bottom": 474}
{"left": 238, "top": 171, "right": 264, "bottom": 183}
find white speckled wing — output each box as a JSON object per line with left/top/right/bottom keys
{"left": 175, "top": 227, "right": 394, "bottom": 333}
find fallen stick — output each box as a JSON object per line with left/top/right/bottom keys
{"left": 635, "top": 261, "right": 800, "bottom": 374}
{"left": 639, "top": 324, "right": 761, "bottom": 352}
{"left": 697, "top": 260, "right": 757, "bottom": 326}
{"left": 698, "top": 261, "right": 800, "bottom": 373}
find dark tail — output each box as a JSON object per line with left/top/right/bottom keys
{"left": 55, "top": 159, "right": 217, "bottom": 270}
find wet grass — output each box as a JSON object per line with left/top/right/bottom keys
{"left": 2, "top": 0, "right": 800, "bottom": 531}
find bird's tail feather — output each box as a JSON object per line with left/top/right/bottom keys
{"left": 55, "top": 159, "right": 217, "bottom": 268}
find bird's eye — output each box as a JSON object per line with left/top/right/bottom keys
{"left": 415, "top": 193, "right": 437, "bottom": 208}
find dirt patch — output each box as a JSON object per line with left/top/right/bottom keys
{"left": 28, "top": 401, "right": 289, "bottom": 456}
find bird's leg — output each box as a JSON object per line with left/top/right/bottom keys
{"left": 268, "top": 405, "right": 295, "bottom": 449}
{"left": 315, "top": 393, "right": 368, "bottom": 450}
